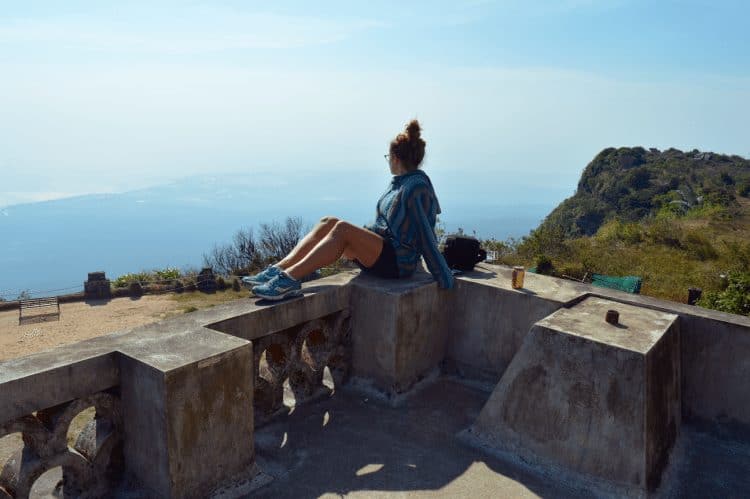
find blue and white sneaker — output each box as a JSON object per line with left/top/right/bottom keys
{"left": 252, "top": 272, "right": 302, "bottom": 300}
{"left": 242, "top": 265, "right": 282, "bottom": 287}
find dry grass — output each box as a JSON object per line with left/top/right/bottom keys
{"left": 167, "top": 289, "right": 251, "bottom": 317}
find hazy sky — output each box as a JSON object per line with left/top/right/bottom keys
{"left": 1, "top": 0, "right": 748, "bottom": 207}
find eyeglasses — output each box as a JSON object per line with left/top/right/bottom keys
{"left": 384, "top": 154, "right": 390, "bottom": 163}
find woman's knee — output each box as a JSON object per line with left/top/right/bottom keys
{"left": 330, "top": 220, "right": 352, "bottom": 239}
{"left": 319, "top": 216, "right": 340, "bottom": 228}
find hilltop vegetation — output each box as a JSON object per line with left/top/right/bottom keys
{"left": 542, "top": 147, "right": 750, "bottom": 237}
{"left": 491, "top": 147, "right": 750, "bottom": 315}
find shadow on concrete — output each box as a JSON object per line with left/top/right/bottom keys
{"left": 462, "top": 268, "right": 498, "bottom": 280}
{"left": 252, "top": 376, "right": 750, "bottom": 498}
{"left": 85, "top": 297, "right": 111, "bottom": 307}
{"left": 298, "top": 284, "right": 343, "bottom": 294}
{"left": 659, "top": 425, "right": 750, "bottom": 498}
{"left": 250, "top": 284, "right": 344, "bottom": 305}
{"left": 251, "top": 378, "right": 591, "bottom": 499}
{"left": 18, "top": 314, "right": 60, "bottom": 326}
{"left": 254, "top": 294, "right": 306, "bottom": 307}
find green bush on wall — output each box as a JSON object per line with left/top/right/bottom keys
{"left": 698, "top": 272, "right": 750, "bottom": 316}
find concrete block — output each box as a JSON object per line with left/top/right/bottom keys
{"left": 119, "top": 330, "right": 254, "bottom": 498}
{"left": 350, "top": 272, "right": 450, "bottom": 396}
{"left": 472, "top": 297, "right": 680, "bottom": 491}
{"left": 84, "top": 271, "right": 111, "bottom": 299}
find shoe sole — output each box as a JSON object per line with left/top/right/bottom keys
{"left": 253, "top": 289, "right": 302, "bottom": 301}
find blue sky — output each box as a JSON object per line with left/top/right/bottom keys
{"left": 1, "top": 0, "right": 748, "bottom": 207}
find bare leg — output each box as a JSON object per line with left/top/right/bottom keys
{"left": 285, "top": 221, "right": 383, "bottom": 280}
{"left": 277, "top": 216, "right": 339, "bottom": 269}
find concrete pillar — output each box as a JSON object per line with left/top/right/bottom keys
{"left": 350, "top": 273, "right": 451, "bottom": 397}
{"left": 118, "top": 329, "right": 255, "bottom": 498}
{"left": 84, "top": 271, "right": 111, "bottom": 300}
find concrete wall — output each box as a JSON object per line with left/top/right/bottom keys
{"left": 646, "top": 323, "right": 681, "bottom": 490}
{"left": 575, "top": 276, "right": 750, "bottom": 432}
{"left": 443, "top": 279, "right": 563, "bottom": 384}
{"left": 680, "top": 314, "right": 750, "bottom": 429}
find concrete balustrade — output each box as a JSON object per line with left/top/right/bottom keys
{"left": 0, "top": 390, "right": 121, "bottom": 498}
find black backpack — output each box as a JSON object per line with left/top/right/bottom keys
{"left": 441, "top": 235, "right": 487, "bottom": 271}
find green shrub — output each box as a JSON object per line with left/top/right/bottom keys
{"left": 739, "top": 182, "right": 750, "bottom": 197}
{"left": 596, "top": 220, "right": 643, "bottom": 244}
{"left": 722, "top": 241, "right": 750, "bottom": 272}
{"left": 516, "top": 224, "right": 569, "bottom": 260}
{"left": 685, "top": 203, "right": 732, "bottom": 221}
{"left": 535, "top": 255, "right": 554, "bottom": 275}
{"left": 558, "top": 263, "right": 587, "bottom": 281}
{"left": 113, "top": 272, "right": 150, "bottom": 288}
{"left": 113, "top": 268, "right": 181, "bottom": 288}
{"left": 698, "top": 272, "right": 750, "bottom": 316}
{"left": 155, "top": 267, "right": 181, "bottom": 281}
{"left": 216, "top": 276, "right": 227, "bottom": 290}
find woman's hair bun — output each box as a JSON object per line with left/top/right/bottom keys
{"left": 390, "top": 119, "right": 426, "bottom": 170}
{"left": 406, "top": 119, "right": 421, "bottom": 141}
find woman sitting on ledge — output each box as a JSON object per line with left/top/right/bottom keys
{"left": 247, "top": 119, "right": 454, "bottom": 300}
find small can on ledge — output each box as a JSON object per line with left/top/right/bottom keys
{"left": 512, "top": 266, "right": 525, "bottom": 289}
{"left": 605, "top": 309, "right": 620, "bottom": 325}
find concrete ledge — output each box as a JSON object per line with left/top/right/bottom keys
{"left": 207, "top": 272, "right": 355, "bottom": 340}
{"left": 0, "top": 330, "right": 128, "bottom": 422}
{"left": 0, "top": 273, "right": 356, "bottom": 420}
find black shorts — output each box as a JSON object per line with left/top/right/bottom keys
{"left": 355, "top": 238, "right": 400, "bottom": 278}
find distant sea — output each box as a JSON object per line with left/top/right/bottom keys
{"left": 0, "top": 174, "right": 558, "bottom": 299}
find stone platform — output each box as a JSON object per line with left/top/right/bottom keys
{"left": 472, "top": 297, "right": 681, "bottom": 492}
{"left": 2, "top": 265, "right": 750, "bottom": 498}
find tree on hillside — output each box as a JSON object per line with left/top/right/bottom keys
{"left": 258, "top": 217, "right": 308, "bottom": 262}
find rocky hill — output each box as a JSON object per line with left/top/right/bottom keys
{"left": 540, "top": 147, "right": 750, "bottom": 237}
{"left": 496, "top": 147, "right": 750, "bottom": 314}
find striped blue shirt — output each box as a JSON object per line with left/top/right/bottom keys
{"left": 365, "top": 170, "right": 454, "bottom": 289}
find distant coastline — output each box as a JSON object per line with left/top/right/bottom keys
{"left": 0, "top": 176, "right": 555, "bottom": 299}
